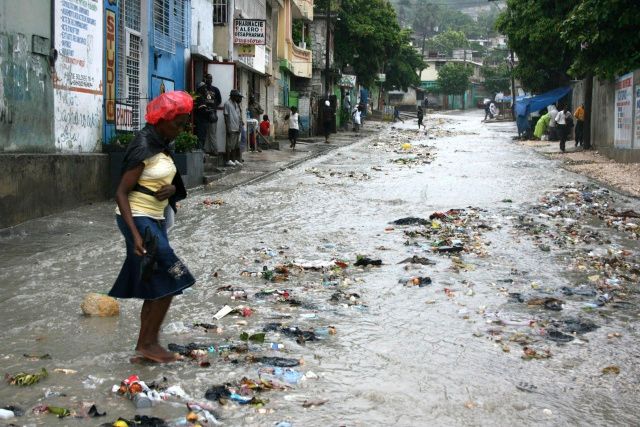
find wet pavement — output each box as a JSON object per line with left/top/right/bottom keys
{"left": 1, "top": 110, "right": 639, "bottom": 426}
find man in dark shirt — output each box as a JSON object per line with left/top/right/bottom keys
{"left": 203, "top": 73, "right": 222, "bottom": 156}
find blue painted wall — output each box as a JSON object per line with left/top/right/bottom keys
{"left": 146, "top": 0, "right": 187, "bottom": 101}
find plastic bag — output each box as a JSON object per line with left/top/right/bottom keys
{"left": 145, "top": 91, "right": 194, "bottom": 124}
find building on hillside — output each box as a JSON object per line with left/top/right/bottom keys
{"left": 419, "top": 57, "right": 485, "bottom": 109}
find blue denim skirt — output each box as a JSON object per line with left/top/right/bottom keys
{"left": 109, "top": 215, "right": 195, "bottom": 300}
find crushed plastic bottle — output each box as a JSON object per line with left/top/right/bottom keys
{"left": 0, "top": 409, "right": 15, "bottom": 420}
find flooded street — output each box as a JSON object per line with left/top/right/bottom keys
{"left": 1, "top": 110, "right": 640, "bottom": 426}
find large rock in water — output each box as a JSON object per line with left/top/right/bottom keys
{"left": 81, "top": 293, "right": 120, "bottom": 317}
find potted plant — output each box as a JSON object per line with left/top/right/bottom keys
{"left": 172, "top": 131, "right": 203, "bottom": 188}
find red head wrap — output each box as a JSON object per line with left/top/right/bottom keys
{"left": 145, "top": 91, "right": 194, "bottom": 124}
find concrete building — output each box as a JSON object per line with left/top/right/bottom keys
{"left": 419, "top": 57, "right": 484, "bottom": 109}
{"left": 274, "top": 0, "right": 313, "bottom": 135}
{"left": 1, "top": 0, "right": 109, "bottom": 228}
{"left": 0, "top": 0, "right": 194, "bottom": 228}
{"left": 572, "top": 70, "right": 640, "bottom": 163}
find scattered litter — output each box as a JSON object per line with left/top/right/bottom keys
{"left": 5, "top": 368, "right": 48, "bottom": 386}
{"left": 213, "top": 305, "right": 233, "bottom": 320}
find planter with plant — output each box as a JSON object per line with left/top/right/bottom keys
{"left": 172, "top": 131, "right": 204, "bottom": 188}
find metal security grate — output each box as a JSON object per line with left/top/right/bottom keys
{"left": 126, "top": 32, "right": 142, "bottom": 128}
{"left": 153, "top": 0, "right": 190, "bottom": 53}
{"left": 116, "top": 0, "right": 143, "bottom": 129}
{"left": 153, "top": 0, "right": 173, "bottom": 53}
{"left": 213, "top": 0, "right": 227, "bottom": 25}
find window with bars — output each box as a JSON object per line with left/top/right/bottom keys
{"left": 213, "top": 0, "right": 228, "bottom": 25}
{"left": 154, "top": 0, "right": 170, "bottom": 36}
{"left": 117, "top": 0, "right": 143, "bottom": 130}
{"left": 153, "top": 0, "right": 190, "bottom": 53}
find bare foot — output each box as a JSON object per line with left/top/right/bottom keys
{"left": 135, "top": 344, "right": 182, "bottom": 363}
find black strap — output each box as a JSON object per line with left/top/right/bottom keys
{"left": 133, "top": 183, "right": 156, "bottom": 197}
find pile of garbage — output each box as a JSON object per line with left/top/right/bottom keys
{"left": 395, "top": 209, "right": 491, "bottom": 258}
{"left": 365, "top": 129, "right": 437, "bottom": 168}
{"left": 513, "top": 184, "right": 639, "bottom": 309}
{"left": 306, "top": 167, "right": 372, "bottom": 181}
{"left": 479, "top": 184, "right": 640, "bottom": 360}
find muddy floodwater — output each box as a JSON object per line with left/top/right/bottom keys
{"left": 1, "top": 111, "right": 639, "bottom": 426}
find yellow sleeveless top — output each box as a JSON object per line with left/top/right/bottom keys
{"left": 116, "top": 152, "right": 177, "bottom": 219}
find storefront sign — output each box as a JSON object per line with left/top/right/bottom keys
{"left": 105, "top": 9, "right": 116, "bottom": 123}
{"left": 238, "top": 44, "right": 255, "bottom": 57}
{"left": 614, "top": 72, "right": 633, "bottom": 148}
{"left": 115, "top": 104, "right": 133, "bottom": 131}
{"left": 234, "top": 19, "right": 266, "bottom": 45}
{"left": 338, "top": 74, "right": 356, "bottom": 88}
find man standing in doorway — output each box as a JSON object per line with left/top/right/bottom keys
{"left": 224, "top": 90, "right": 244, "bottom": 166}
{"left": 204, "top": 73, "right": 222, "bottom": 156}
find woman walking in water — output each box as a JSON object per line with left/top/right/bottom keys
{"left": 110, "top": 91, "right": 196, "bottom": 363}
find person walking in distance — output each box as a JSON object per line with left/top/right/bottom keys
{"left": 322, "top": 100, "right": 334, "bottom": 143}
{"left": 285, "top": 106, "right": 299, "bottom": 149}
{"left": 417, "top": 106, "right": 424, "bottom": 129}
{"left": 109, "top": 91, "right": 196, "bottom": 363}
{"left": 352, "top": 105, "right": 362, "bottom": 132}
{"left": 393, "top": 105, "right": 404, "bottom": 123}
{"left": 223, "top": 90, "right": 244, "bottom": 166}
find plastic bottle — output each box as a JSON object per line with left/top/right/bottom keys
{"left": 0, "top": 409, "right": 15, "bottom": 420}
{"left": 269, "top": 342, "right": 284, "bottom": 351}
{"left": 132, "top": 392, "right": 153, "bottom": 408}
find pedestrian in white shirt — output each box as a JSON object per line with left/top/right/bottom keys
{"left": 285, "top": 106, "right": 299, "bottom": 149}
{"left": 555, "top": 104, "right": 567, "bottom": 152}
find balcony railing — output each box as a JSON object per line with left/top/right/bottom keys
{"left": 292, "top": 0, "right": 313, "bottom": 21}
{"left": 291, "top": 43, "right": 312, "bottom": 78}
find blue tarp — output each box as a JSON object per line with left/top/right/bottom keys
{"left": 515, "top": 86, "right": 571, "bottom": 135}
{"left": 515, "top": 86, "right": 571, "bottom": 118}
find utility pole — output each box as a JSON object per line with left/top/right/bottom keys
{"left": 324, "top": 0, "right": 331, "bottom": 98}
{"left": 583, "top": 72, "right": 593, "bottom": 149}
{"left": 510, "top": 49, "right": 516, "bottom": 121}
{"left": 462, "top": 48, "right": 467, "bottom": 110}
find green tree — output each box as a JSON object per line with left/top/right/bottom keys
{"left": 385, "top": 29, "right": 424, "bottom": 91}
{"left": 561, "top": 0, "right": 640, "bottom": 79}
{"left": 332, "top": 0, "right": 424, "bottom": 88}
{"left": 481, "top": 63, "right": 512, "bottom": 96}
{"left": 495, "top": 0, "right": 579, "bottom": 93}
{"left": 428, "top": 30, "right": 468, "bottom": 56}
{"left": 436, "top": 62, "right": 473, "bottom": 108}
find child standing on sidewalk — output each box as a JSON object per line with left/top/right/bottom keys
{"left": 285, "top": 107, "right": 299, "bottom": 149}
{"left": 352, "top": 106, "right": 361, "bottom": 132}
{"left": 259, "top": 114, "right": 270, "bottom": 137}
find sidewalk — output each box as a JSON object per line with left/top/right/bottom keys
{"left": 516, "top": 139, "right": 640, "bottom": 198}
{"left": 199, "top": 126, "right": 380, "bottom": 191}
{"left": 0, "top": 126, "right": 382, "bottom": 236}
